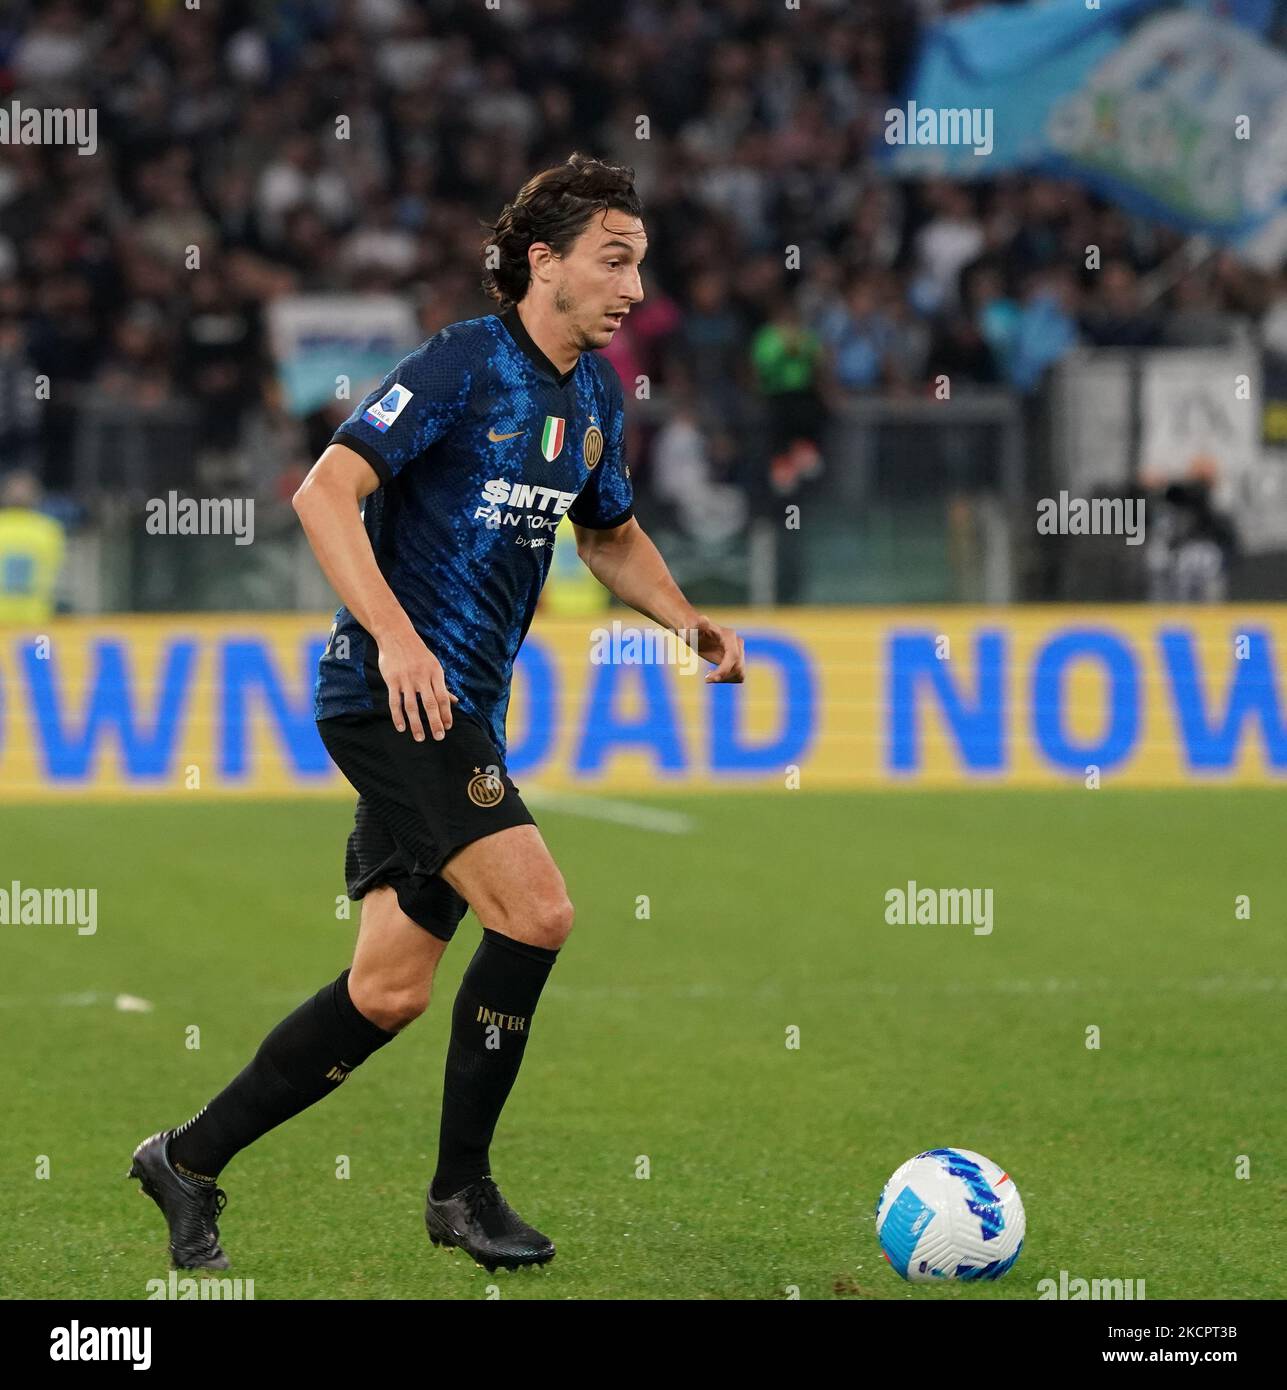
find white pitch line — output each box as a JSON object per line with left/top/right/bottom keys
{"left": 523, "top": 786, "right": 695, "bottom": 834}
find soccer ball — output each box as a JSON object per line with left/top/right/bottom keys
{"left": 875, "top": 1148, "right": 1025, "bottom": 1283}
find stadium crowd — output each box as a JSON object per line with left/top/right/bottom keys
{"left": 0, "top": 0, "right": 1283, "bottom": 540}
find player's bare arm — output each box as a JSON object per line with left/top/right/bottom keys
{"left": 572, "top": 515, "right": 746, "bottom": 682}
{"left": 293, "top": 443, "right": 456, "bottom": 741}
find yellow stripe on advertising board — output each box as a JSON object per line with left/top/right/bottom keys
{"left": 0, "top": 608, "right": 1285, "bottom": 799}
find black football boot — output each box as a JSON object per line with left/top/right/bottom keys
{"left": 128, "top": 1130, "right": 230, "bottom": 1270}
{"left": 425, "top": 1176, "right": 554, "bottom": 1272}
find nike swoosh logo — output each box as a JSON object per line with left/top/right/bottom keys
{"left": 488, "top": 428, "right": 526, "bottom": 442}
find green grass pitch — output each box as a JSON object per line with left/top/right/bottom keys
{"left": 1, "top": 789, "right": 1282, "bottom": 1300}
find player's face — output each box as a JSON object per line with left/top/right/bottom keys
{"left": 553, "top": 211, "right": 647, "bottom": 350}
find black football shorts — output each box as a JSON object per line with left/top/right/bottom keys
{"left": 317, "top": 705, "right": 535, "bottom": 941}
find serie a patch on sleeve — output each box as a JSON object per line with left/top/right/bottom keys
{"left": 362, "top": 384, "right": 415, "bottom": 433}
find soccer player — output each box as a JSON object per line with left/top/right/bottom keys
{"left": 130, "top": 153, "right": 745, "bottom": 1273}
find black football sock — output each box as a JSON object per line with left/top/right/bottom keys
{"left": 166, "top": 969, "right": 396, "bottom": 1184}
{"left": 431, "top": 929, "right": 559, "bottom": 1201}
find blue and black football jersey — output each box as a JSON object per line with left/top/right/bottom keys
{"left": 314, "top": 306, "right": 632, "bottom": 755}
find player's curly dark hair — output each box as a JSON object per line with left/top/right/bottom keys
{"left": 481, "top": 152, "right": 643, "bottom": 308}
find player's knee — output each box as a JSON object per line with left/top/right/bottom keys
{"left": 348, "top": 974, "right": 429, "bottom": 1033}
{"left": 528, "top": 892, "right": 574, "bottom": 950}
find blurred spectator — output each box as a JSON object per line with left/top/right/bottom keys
{"left": 927, "top": 257, "right": 1000, "bottom": 388}
{"left": 1008, "top": 267, "right": 1080, "bottom": 393}
{"left": 256, "top": 135, "right": 353, "bottom": 246}
{"left": 1144, "top": 466, "right": 1239, "bottom": 603}
{"left": 650, "top": 377, "right": 748, "bottom": 544}
{"left": 93, "top": 303, "right": 175, "bottom": 408}
{"left": 601, "top": 285, "right": 683, "bottom": 399}
{"left": 179, "top": 271, "right": 255, "bottom": 451}
{"left": 967, "top": 263, "right": 1021, "bottom": 382}
{"left": 0, "top": 293, "right": 43, "bottom": 475}
{"left": 0, "top": 471, "right": 66, "bottom": 624}
{"left": 1080, "top": 261, "right": 1160, "bottom": 349}
{"left": 340, "top": 196, "right": 420, "bottom": 279}
{"left": 876, "top": 272, "right": 933, "bottom": 392}
{"left": 750, "top": 293, "right": 826, "bottom": 496}
{"left": 910, "top": 182, "right": 985, "bottom": 317}
{"left": 1160, "top": 271, "right": 1245, "bottom": 348}
{"left": 673, "top": 269, "right": 749, "bottom": 429}
{"left": 11, "top": 0, "right": 89, "bottom": 92}
{"left": 817, "top": 275, "right": 896, "bottom": 392}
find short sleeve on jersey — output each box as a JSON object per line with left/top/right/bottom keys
{"left": 568, "top": 360, "right": 633, "bottom": 529}
{"left": 332, "top": 331, "right": 473, "bottom": 486}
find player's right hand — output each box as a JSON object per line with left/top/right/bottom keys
{"left": 377, "top": 629, "right": 458, "bottom": 741}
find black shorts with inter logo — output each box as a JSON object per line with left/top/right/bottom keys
{"left": 317, "top": 706, "right": 535, "bottom": 942}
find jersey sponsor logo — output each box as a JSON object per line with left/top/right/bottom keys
{"left": 487, "top": 427, "right": 526, "bottom": 442}
{"left": 475, "top": 475, "right": 572, "bottom": 543}
{"left": 477, "top": 478, "right": 578, "bottom": 521}
{"left": 540, "top": 415, "right": 566, "bottom": 461}
{"left": 362, "top": 383, "right": 414, "bottom": 433}
{"left": 583, "top": 424, "right": 604, "bottom": 469}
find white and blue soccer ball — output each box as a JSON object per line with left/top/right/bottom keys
{"left": 875, "top": 1148, "right": 1025, "bottom": 1283}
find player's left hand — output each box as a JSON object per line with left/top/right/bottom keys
{"left": 693, "top": 614, "right": 745, "bottom": 683}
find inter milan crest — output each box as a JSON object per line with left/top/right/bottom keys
{"left": 467, "top": 767, "right": 505, "bottom": 808}
{"left": 582, "top": 423, "right": 604, "bottom": 469}
{"left": 540, "top": 416, "right": 565, "bottom": 461}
